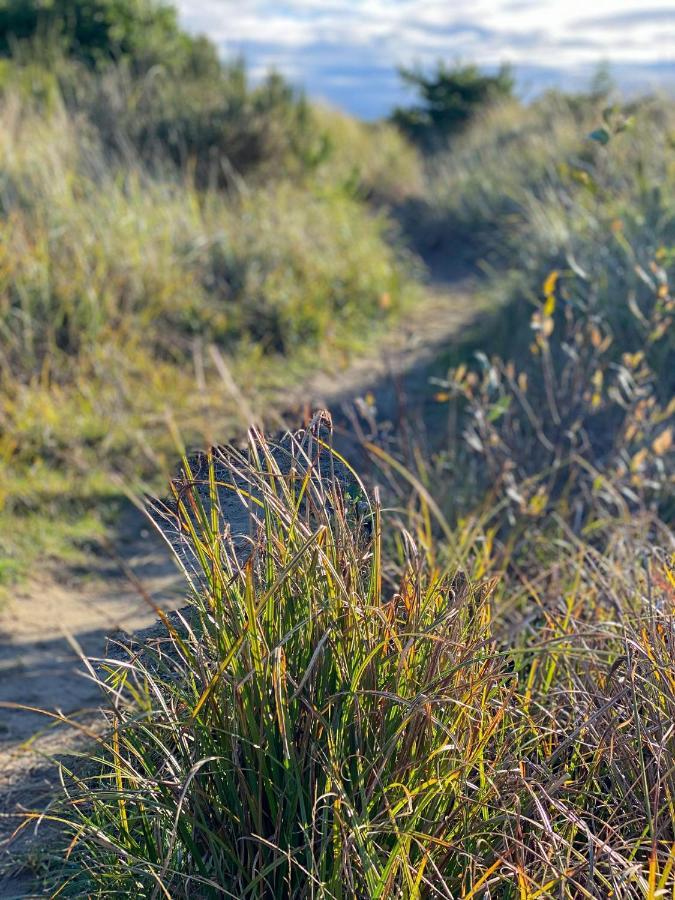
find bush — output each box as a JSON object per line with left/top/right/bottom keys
{"left": 427, "top": 98, "right": 674, "bottom": 529}
{"left": 0, "top": 0, "right": 218, "bottom": 76}
{"left": 426, "top": 94, "right": 675, "bottom": 270}
{"left": 0, "top": 1, "right": 424, "bottom": 191}
{"left": 436, "top": 258, "right": 674, "bottom": 528}
{"left": 0, "top": 1, "right": 321, "bottom": 185}
{"left": 392, "top": 62, "right": 514, "bottom": 149}
{"left": 61, "top": 60, "right": 322, "bottom": 187}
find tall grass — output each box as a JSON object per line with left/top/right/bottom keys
{"left": 3, "top": 71, "right": 675, "bottom": 895}
{"left": 16, "top": 423, "right": 673, "bottom": 897}
{"left": 427, "top": 94, "right": 674, "bottom": 258}
{"left": 0, "top": 85, "right": 421, "bottom": 586}
{"left": 423, "top": 92, "right": 674, "bottom": 530}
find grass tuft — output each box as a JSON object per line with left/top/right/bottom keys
{"left": 18, "top": 425, "right": 674, "bottom": 897}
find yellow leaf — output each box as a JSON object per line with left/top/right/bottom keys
{"left": 528, "top": 488, "right": 548, "bottom": 516}
{"left": 631, "top": 447, "right": 648, "bottom": 472}
{"left": 543, "top": 270, "right": 559, "bottom": 297}
{"left": 434, "top": 392, "right": 450, "bottom": 403}
{"left": 454, "top": 363, "right": 467, "bottom": 383}
{"left": 625, "top": 422, "right": 638, "bottom": 442}
{"left": 622, "top": 351, "right": 644, "bottom": 369}
{"left": 653, "top": 428, "right": 673, "bottom": 456}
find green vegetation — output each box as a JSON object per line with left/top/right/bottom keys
{"left": 392, "top": 62, "right": 514, "bottom": 148}
{"left": 0, "top": 4, "right": 422, "bottom": 588}
{"left": 1, "top": 0, "right": 675, "bottom": 894}
{"left": 426, "top": 94, "right": 674, "bottom": 523}
{"left": 33, "top": 431, "right": 675, "bottom": 896}
{"left": 0, "top": 0, "right": 218, "bottom": 74}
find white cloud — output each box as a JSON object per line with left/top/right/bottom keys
{"left": 175, "top": 0, "right": 675, "bottom": 116}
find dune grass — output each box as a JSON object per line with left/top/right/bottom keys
{"left": 421, "top": 91, "right": 674, "bottom": 532}
{"left": 426, "top": 94, "right": 674, "bottom": 367}
{"left": 0, "top": 86, "right": 422, "bottom": 591}
{"left": 15, "top": 425, "right": 673, "bottom": 897}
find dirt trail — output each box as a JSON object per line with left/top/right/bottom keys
{"left": 0, "top": 273, "right": 479, "bottom": 894}
{"left": 0, "top": 509, "right": 186, "bottom": 895}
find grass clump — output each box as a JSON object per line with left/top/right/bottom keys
{"left": 19, "top": 424, "right": 674, "bottom": 897}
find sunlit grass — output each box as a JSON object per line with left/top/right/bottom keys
{"left": 0, "top": 90, "right": 422, "bottom": 586}
{"left": 17, "top": 426, "right": 674, "bottom": 897}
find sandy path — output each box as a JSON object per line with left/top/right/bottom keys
{"left": 0, "top": 507, "right": 186, "bottom": 895}
{"left": 0, "top": 275, "right": 480, "bottom": 894}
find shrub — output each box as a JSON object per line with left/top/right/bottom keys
{"left": 0, "top": 0, "right": 218, "bottom": 76}
{"left": 392, "top": 62, "right": 514, "bottom": 149}
{"left": 65, "top": 60, "right": 323, "bottom": 187}
{"left": 0, "top": 0, "right": 320, "bottom": 185}
{"left": 426, "top": 94, "right": 675, "bottom": 269}
{"left": 436, "top": 257, "right": 674, "bottom": 528}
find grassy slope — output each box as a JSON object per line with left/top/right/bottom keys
{"left": 0, "top": 87, "right": 423, "bottom": 589}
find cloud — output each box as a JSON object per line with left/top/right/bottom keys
{"left": 176, "top": 0, "right": 675, "bottom": 117}
{"left": 574, "top": 8, "right": 675, "bottom": 29}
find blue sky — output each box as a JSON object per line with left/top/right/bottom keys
{"left": 177, "top": 1, "right": 675, "bottom": 118}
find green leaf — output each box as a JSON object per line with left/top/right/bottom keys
{"left": 588, "top": 128, "right": 610, "bottom": 145}
{"left": 487, "top": 395, "right": 512, "bottom": 422}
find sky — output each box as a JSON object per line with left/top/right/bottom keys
{"left": 176, "top": 1, "right": 675, "bottom": 119}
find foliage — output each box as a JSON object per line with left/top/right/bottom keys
{"left": 0, "top": 109, "right": 413, "bottom": 378}
{"left": 1, "top": 5, "right": 674, "bottom": 892}
{"left": 0, "top": 1, "right": 424, "bottom": 586}
{"left": 426, "top": 93, "right": 674, "bottom": 276}
{"left": 61, "top": 59, "right": 325, "bottom": 187}
{"left": 24, "top": 427, "right": 675, "bottom": 897}
{"left": 0, "top": 0, "right": 321, "bottom": 186}
{"left": 0, "top": 0, "right": 426, "bottom": 191}
{"left": 0, "top": 0, "right": 218, "bottom": 76}
{"left": 311, "top": 103, "right": 423, "bottom": 202}
{"left": 427, "top": 95, "right": 674, "bottom": 528}
{"left": 435, "top": 256, "right": 674, "bottom": 527}
{"left": 392, "top": 62, "right": 514, "bottom": 148}
{"left": 0, "top": 90, "right": 420, "bottom": 584}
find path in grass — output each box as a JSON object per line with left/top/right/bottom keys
{"left": 0, "top": 264, "right": 480, "bottom": 889}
